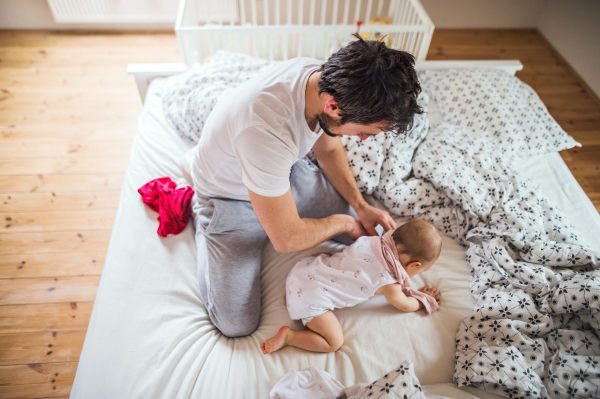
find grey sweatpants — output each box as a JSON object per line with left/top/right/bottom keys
{"left": 192, "top": 157, "right": 357, "bottom": 338}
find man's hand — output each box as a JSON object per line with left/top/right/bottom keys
{"left": 343, "top": 215, "right": 368, "bottom": 240}
{"left": 312, "top": 135, "right": 396, "bottom": 237}
{"left": 355, "top": 203, "right": 396, "bottom": 236}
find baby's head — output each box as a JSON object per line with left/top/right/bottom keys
{"left": 392, "top": 220, "right": 442, "bottom": 278}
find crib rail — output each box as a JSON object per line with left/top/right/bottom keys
{"left": 176, "top": 0, "right": 434, "bottom": 64}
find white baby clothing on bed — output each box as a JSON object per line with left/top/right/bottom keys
{"left": 286, "top": 236, "right": 397, "bottom": 325}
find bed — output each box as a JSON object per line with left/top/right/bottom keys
{"left": 70, "top": 56, "right": 600, "bottom": 399}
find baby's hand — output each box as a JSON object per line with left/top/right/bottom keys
{"left": 420, "top": 286, "right": 441, "bottom": 303}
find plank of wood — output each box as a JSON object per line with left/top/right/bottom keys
{"left": 0, "top": 141, "right": 133, "bottom": 160}
{"left": 0, "top": 174, "right": 124, "bottom": 193}
{"left": 0, "top": 276, "right": 100, "bottom": 305}
{"left": 0, "top": 113, "right": 140, "bottom": 125}
{"left": 0, "top": 100, "right": 142, "bottom": 113}
{"left": 0, "top": 30, "right": 177, "bottom": 47}
{"left": 0, "top": 362, "right": 76, "bottom": 399}
{"left": 0, "top": 125, "right": 137, "bottom": 142}
{"left": 0, "top": 75, "right": 134, "bottom": 88}
{"left": 0, "top": 302, "right": 93, "bottom": 334}
{"left": 562, "top": 131, "right": 600, "bottom": 147}
{"left": 0, "top": 231, "right": 111, "bottom": 255}
{"left": 536, "top": 93, "right": 599, "bottom": 110}
{"left": 0, "top": 330, "right": 85, "bottom": 365}
{"left": 545, "top": 107, "right": 600, "bottom": 119}
{"left": 0, "top": 191, "right": 121, "bottom": 212}
{"left": 0, "top": 65, "right": 158, "bottom": 78}
{"left": 0, "top": 86, "right": 141, "bottom": 100}
{"left": 517, "top": 73, "right": 581, "bottom": 89}
{"left": 0, "top": 252, "right": 105, "bottom": 278}
{"left": 1, "top": 210, "right": 116, "bottom": 233}
{"left": 0, "top": 157, "right": 130, "bottom": 175}
{"left": 427, "top": 29, "right": 541, "bottom": 45}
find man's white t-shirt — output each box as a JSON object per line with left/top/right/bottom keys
{"left": 191, "top": 57, "right": 324, "bottom": 201}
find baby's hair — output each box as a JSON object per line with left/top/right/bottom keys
{"left": 392, "top": 219, "right": 442, "bottom": 265}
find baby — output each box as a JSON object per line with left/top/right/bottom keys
{"left": 260, "top": 219, "right": 443, "bottom": 354}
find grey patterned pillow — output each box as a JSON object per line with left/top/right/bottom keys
{"left": 418, "top": 68, "right": 580, "bottom": 163}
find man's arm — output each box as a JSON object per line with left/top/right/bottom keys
{"left": 248, "top": 188, "right": 366, "bottom": 253}
{"left": 312, "top": 134, "right": 396, "bottom": 235}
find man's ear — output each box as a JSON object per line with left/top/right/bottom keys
{"left": 323, "top": 97, "right": 339, "bottom": 114}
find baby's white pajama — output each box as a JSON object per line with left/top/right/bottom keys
{"left": 286, "top": 236, "right": 397, "bottom": 325}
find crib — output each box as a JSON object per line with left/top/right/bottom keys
{"left": 175, "top": 0, "right": 434, "bottom": 64}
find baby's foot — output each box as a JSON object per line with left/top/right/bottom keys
{"left": 420, "top": 286, "right": 441, "bottom": 303}
{"left": 261, "top": 326, "right": 291, "bottom": 354}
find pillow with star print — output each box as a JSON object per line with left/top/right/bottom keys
{"left": 418, "top": 68, "right": 580, "bottom": 163}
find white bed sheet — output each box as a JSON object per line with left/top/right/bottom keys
{"left": 71, "top": 78, "right": 600, "bottom": 399}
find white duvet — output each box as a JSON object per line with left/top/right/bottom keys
{"left": 71, "top": 74, "right": 600, "bottom": 399}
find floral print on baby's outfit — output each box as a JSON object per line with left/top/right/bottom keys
{"left": 286, "top": 237, "right": 396, "bottom": 325}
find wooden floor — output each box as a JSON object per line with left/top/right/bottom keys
{"left": 0, "top": 29, "right": 598, "bottom": 398}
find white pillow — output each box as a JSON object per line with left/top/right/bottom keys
{"left": 418, "top": 68, "right": 580, "bottom": 162}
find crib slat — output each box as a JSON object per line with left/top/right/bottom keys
{"left": 366, "top": 0, "right": 373, "bottom": 23}
{"left": 216, "top": 0, "right": 222, "bottom": 25}
{"left": 343, "top": 0, "right": 350, "bottom": 24}
{"left": 377, "top": 0, "right": 384, "bottom": 18}
{"left": 388, "top": 0, "right": 398, "bottom": 22}
{"left": 333, "top": 0, "right": 339, "bottom": 24}
{"left": 240, "top": 0, "right": 246, "bottom": 25}
{"left": 263, "top": 0, "right": 269, "bottom": 25}
{"left": 355, "top": 0, "right": 362, "bottom": 24}
{"left": 251, "top": 0, "right": 258, "bottom": 26}
{"left": 205, "top": 0, "right": 212, "bottom": 24}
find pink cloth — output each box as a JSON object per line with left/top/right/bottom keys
{"left": 138, "top": 177, "right": 195, "bottom": 237}
{"left": 369, "top": 231, "right": 440, "bottom": 315}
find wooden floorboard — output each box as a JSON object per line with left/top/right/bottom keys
{"left": 0, "top": 29, "right": 598, "bottom": 398}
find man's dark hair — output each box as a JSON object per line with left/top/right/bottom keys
{"left": 318, "top": 34, "right": 422, "bottom": 136}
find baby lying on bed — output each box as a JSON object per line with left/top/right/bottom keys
{"left": 261, "top": 219, "right": 443, "bottom": 354}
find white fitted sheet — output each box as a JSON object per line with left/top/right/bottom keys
{"left": 71, "top": 78, "right": 600, "bottom": 399}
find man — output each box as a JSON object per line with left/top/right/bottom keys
{"left": 191, "top": 36, "right": 422, "bottom": 337}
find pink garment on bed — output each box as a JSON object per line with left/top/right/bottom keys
{"left": 369, "top": 230, "right": 440, "bottom": 315}
{"left": 138, "top": 177, "right": 195, "bottom": 237}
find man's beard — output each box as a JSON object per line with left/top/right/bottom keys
{"left": 317, "top": 113, "right": 342, "bottom": 138}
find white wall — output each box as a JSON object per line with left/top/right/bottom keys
{"left": 420, "top": 0, "right": 548, "bottom": 28}
{"left": 537, "top": 0, "right": 600, "bottom": 98}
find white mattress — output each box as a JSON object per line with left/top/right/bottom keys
{"left": 71, "top": 78, "right": 600, "bottom": 399}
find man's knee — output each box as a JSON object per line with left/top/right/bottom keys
{"left": 209, "top": 310, "right": 260, "bottom": 338}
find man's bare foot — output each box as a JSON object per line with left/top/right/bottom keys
{"left": 420, "top": 286, "right": 441, "bottom": 303}
{"left": 261, "top": 326, "right": 292, "bottom": 354}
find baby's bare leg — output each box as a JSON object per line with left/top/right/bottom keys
{"left": 289, "top": 311, "right": 344, "bottom": 352}
{"left": 260, "top": 311, "right": 344, "bottom": 354}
